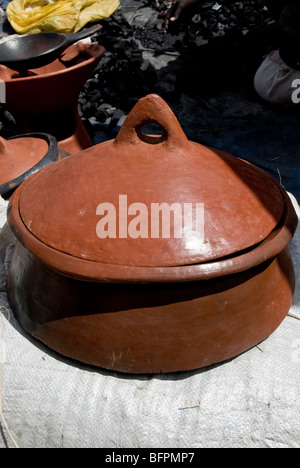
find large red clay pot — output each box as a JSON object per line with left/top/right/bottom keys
{"left": 6, "top": 94, "right": 298, "bottom": 374}
{"left": 0, "top": 42, "right": 105, "bottom": 154}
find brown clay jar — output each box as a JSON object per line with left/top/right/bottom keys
{"left": 0, "top": 42, "right": 105, "bottom": 154}
{"left": 6, "top": 94, "right": 298, "bottom": 373}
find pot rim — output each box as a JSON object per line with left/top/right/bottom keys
{"left": 7, "top": 177, "right": 298, "bottom": 283}
{"left": 0, "top": 133, "right": 58, "bottom": 198}
{"left": 3, "top": 45, "right": 106, "bottom": 83}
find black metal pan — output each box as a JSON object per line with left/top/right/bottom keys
{"left": 0, "top": 24, "right": 101, "bottom": 70}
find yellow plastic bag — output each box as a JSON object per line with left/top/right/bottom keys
{"left": 6, "top": 0, "right": 120, "bottom": 34}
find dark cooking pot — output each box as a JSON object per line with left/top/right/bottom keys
{"left": 0, "top": 132, "right": 68, "bottom": 199}
{"left": 6, "top": 95, "right": 298, "bottom": 373}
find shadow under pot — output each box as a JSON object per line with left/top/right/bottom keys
{"left": 0, "top": 133, "right": 69, "bottom": 200}
{"left": 6, "top": 94, "right": 299, "bottom": 374}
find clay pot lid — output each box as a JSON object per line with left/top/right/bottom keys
{"left": 8, "top": 95, "right": 291, "bottom": 280}
{"left": 0, "top": 133, "right": 59, "bottom": 198}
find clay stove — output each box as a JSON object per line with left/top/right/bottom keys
{"left": 0, "top": 41, "right": 105, "bottom": 154}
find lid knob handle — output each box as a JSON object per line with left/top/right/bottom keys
{"left": 0, "top": 136, "right": 8, "bottom": 155}
{"left": 115, "top": 94, "right": 189, "bottom": 150}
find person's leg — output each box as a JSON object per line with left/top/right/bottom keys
{"left": 254, "top": 51, "right": 300, "bottom": 105}
{"left": 242, "top": 22, "right": 283, "bottom": 76}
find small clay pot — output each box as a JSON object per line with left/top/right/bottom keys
{"left": 6, "top": 95, "right": 298, "bottom": 373}
{"left": 0, "top": 42, "right": 106, "bottom": 154}
{"left": 0, "top": 133, "right": 67, "bottom": 199}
